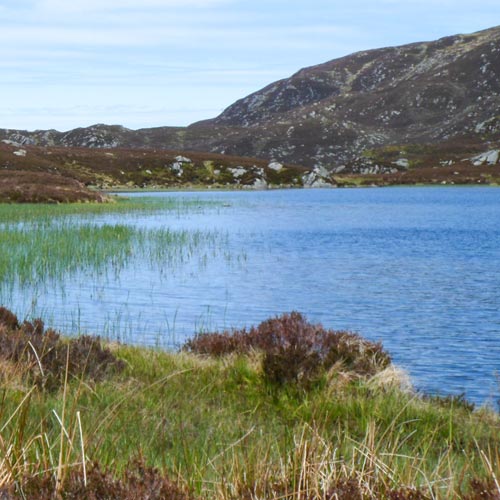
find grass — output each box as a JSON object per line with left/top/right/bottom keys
{"left": 0, "top": 311, "right": 499, "bottom": 498}
{"left": 0, "top": 196, "right": 220, "bottom": 224}
{"left": 0, "top": 197, "right": 226, "bottom": 287}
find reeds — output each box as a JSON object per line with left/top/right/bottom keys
{"left": 0, "top": 196, "right": 218, "bottom": 224}
{"left": 0, "top": 197, "right": 225, "bottom": 287}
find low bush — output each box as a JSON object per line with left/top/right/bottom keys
{"left": 183, "top": 312, "right": 391, "bottom": 386}
{"left": 0, "top": 306, "right": 124, "bottom": 390}
{"left": 2, "top": 459, "right": 196, "bottom": 500}
{"left": 463, "top": 479, "right": 500, "bottom": 500}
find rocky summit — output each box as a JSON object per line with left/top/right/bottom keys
{"left": 2, "top": 25, "right": 500, "bottom": 174}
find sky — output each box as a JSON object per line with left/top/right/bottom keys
{"left": 1, "top": 0, "right": 499, "bottom": 131}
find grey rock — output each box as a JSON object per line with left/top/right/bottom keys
{"left": 333, "top": 165, "right": 346, "bottom": 173}
{"left": 268, "top": 161, "right": 283, "bottom": 171}
{"left": 175, "top": 155, "right": 192, "bottom": 163}
{"left": 252, "top": 178, "right": 268, "bottom": 189}
{"left": 302, "top": 166, "right": 335, "bottom": 188}
{"left": 228, "top": 167, "right": 247, "bottom": 178}
{"left": 2, "top": 139, "right": 21, "bottom": 147}
{"left": 471, "top": 149, "right": 500, "bottom": 165}
{"left": 394, "top": 158, "right": 410, "bottom": 168}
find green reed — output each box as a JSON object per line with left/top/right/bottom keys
{"left": 0, "top": 196, "right": 220, "bottom": 224}
{"left": 0, "top": 197, "right": 226, "bottom": 287}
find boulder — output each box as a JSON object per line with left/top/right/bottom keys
{"left": 175, "top": 155, "right": 192, "bottom": 163}
{"left": 333, "top": 165, "right": 346, "bottom": 173}
{"left": 268, "top": 161, "right": 283, "bottom": 171}
{"left": 471, "top": 150, "right": 500, "bottom": 166}
{"left": 393, "top": 158, "right": 410, "bottom": 168}
{"left": 228, "top": 167, "right": 247, "bottom": 178}
{"left": 302, "top": 166, "right": 335, "bottom": 188}
{"left": 252, "top": 178, "right": 268, "bottom": 189}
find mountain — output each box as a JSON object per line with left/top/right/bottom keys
{"left": 2, "top": 25, "right": 500, "bottom": 173}
{"left": 188, "top": 25, "right": 500, "bottom": 167}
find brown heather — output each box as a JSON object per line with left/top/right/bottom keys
{"left": 2, "top": 137, "right": 500, "bottom": 194}
{"left": 0, "top": 306, "right": 124, "bottom": 391}
{"left": 0, "top": 171, "right": 108, "bottom": 203}
{"left": 0, "top": 141, "right": 307, "bottom": 193}
{"left": 183, "top": 311, "right": 391, "bottom": 386}
{"left": 1, "top": 459, "right": 195, "bottom": 500}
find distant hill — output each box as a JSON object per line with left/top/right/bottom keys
{"left": 0, "top": 141, "right": 313, "bottom": 198}
{"left": 2, "top": 25, "right": 500, "bottom": 177}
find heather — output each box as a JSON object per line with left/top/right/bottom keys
{"left": 184, "top": 311, "right": 391, "bottom": 386}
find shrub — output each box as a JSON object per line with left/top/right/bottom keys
{"left": 387, "top": 488, "right": 430, "bottom": 500}
{"left": 0, "top": 306, "right": 19, "bottom": 330}
{"left": 183, "top": 312, "right": 391, "bottom": 387}
{"left": 5, "top": 458, "right": 196, "bottom": 500}
{"left": 0, "top": 307, "right": 124, "bottom": 391}
{"left": 464, "top": 478, "right": 500, "bottom": 500}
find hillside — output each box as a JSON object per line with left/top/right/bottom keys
{"left": 1, "top": 25, "right": 500, "bottom": 179}
{"left": 189, "top": 25, "right": 500, "bottom": 167}
{"left": 0, "top": 141, "right": 312, "bottom": 199}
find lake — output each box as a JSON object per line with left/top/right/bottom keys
{"left": 5, "top": 187, "right": 500, "bottom": 406}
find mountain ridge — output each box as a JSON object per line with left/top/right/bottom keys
{"left": 2, "top": 25, "right": 500, "bottom": 173}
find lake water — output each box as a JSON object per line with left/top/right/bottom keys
{"left": 7, "top": 187, "right": 500, "bottom": 406}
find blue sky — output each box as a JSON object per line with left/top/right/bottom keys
{"left": 1, "top": 0, "right": 499, "bottom": 131}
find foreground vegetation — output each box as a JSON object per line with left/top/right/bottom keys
{"left": 0, "top": 309, "right": 498, "bottom": 499}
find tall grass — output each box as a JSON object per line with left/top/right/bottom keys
{"left": 1, "top": 344, "right": 499, "bottom": 498}
{"left": 0, "top": 197, "right": 226, "bottom": 287}
{"left": 0, "top": 196, "right": 220, "bottom": 224}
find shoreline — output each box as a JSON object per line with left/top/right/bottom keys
{"left": 101, "top": 181, "right": 500, "bottom": 194}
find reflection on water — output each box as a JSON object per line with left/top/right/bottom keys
{"left": 3, "top": 187, "right": 500, "bottom": 406}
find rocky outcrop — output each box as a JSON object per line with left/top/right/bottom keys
{"left": 470, "top": 150, "right": 500, "bottom": 166}
{"left": 302, "top": 166, "right": 336, "bottom": 188}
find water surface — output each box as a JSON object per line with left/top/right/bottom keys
{"left": 6, "top": 187, "right": 500, "bottom": 405}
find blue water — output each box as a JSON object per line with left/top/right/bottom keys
{"left": 7, "top": 187, "right": 500, "bottom": 406}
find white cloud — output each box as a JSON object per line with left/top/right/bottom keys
{"left": 37, "top": 0, "right": 230, "bottom": 13}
